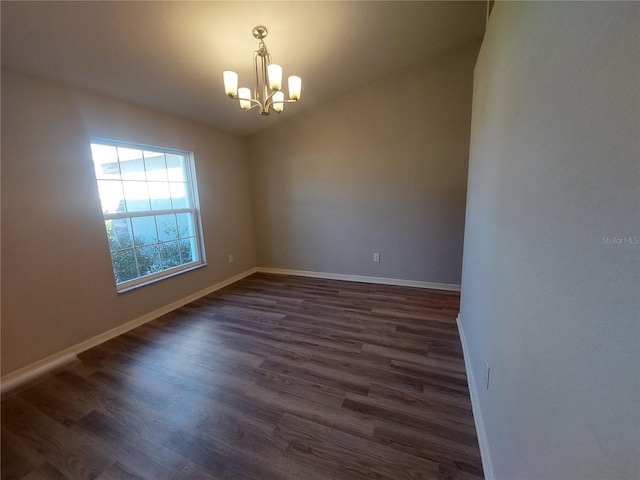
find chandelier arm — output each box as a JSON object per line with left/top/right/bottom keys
{"left": 263, "top": 89, "right": 278, "bottom": 105}
{"left": 244, "top": 101, "right": 262, "bottom": 112}
{"left": 243, "top": 98, "right": 264, "bottom": 111}
{"left": 227, "top": 94, "right": 264, "bottom": 111}
{"left": 267, "top": 97, "right": 299, "bottom": 106}
{"left": 265, "top": 95, "right": 298, "bottom": 109}
{"left": 261, "top": 53, "right": 270, "bottom": 107}
{"left": 253, "top": 51, "right": 261, "bottom": 102}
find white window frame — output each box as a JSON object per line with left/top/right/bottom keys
{"left": 91, "top": 138, "right": 207, "bottom": 292}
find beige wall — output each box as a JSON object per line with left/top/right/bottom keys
{"left": 460, "top": 3, "right": 639, "bottom": 478}
{"left": 1, "top": 69, "right": 256, "bottom": 375}
{"left": 248, "top": 41, "right": 480, "bottom": 285}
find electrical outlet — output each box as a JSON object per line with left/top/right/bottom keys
{"left": 228, "top": 254, "right": 234, "bottom": 264}
{"left": 373, "top": 253, "right": 380, "bottom": 262}
{"left": 485, "top": 360, "right": 491, "bottom": 390}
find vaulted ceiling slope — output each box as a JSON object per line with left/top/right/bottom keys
{"left": 1, "top": 1, "right": 485, "bottom": 136}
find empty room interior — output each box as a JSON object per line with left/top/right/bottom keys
{"left": 1, "top": 2, "right": 638, "bottom": 480}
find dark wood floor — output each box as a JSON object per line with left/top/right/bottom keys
{"left": 1, "top": 273, "right": 483, "bottom": 480}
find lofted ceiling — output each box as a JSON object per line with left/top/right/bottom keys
{"left": 1, "top": 1, "right": 486, "bottom": 136}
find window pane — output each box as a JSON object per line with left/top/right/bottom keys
{"left": 176, "top": 212, "right": 195, "bottom": 238}
{"left": 131, "top": 216, "right": 157, "bottom": 246}
{"left": 180, "top": 237, "right": 199, "bottom": 263}
{"left": 148, "top": 182, "right": 172, "bottom": 210}
{"left": 106, "top": 218, "right": 134, "bottom": 250}
{"left": 118, "top": 147, "right": 146, "bottom": 180}
{"left": 111, "top": 249, "right": 139, "bottom": 283}
{"left": 137, "top": 245, "right": 161, "bottom": 276}
{"left": 143, "top": 151, "right": 168, "bottom": 181}
{"left": 123, "top": 181, "right": 150, "bottom": 212}
{"left": 170, "top": 182, "right": 188, "bottom": 208}
{"left": 97, "top": 180, "right": 125, "bottom": 214}
{"left": 160, "top": 241, "right": 181, "bottom": 270}
{"left": 157, "top": 214, "right": 178, "bottom": 242}
{"left": 166, "top": 154, "right": 186, "bottom": 182}
{"left": 92, "top": 144, "right": 120, "bottom": 180}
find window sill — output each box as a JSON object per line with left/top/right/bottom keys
{"left": 116, "top": 261, "right": 207, "bottom": 293}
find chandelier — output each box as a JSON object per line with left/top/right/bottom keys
{"left": 223, "top": 26, "right": 301, "bottom": 115}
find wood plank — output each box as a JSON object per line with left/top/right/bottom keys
{"left": 68, "top": 410, "right": 186, "bottom": 479}
{"left": 1, "top": 273, "right": 482, "bottom": 480}
{"left": 20, "top": 463, "right": 68, "bottom": 480}
{"left": 275, "top": 413, "right": 440, "bottom": 480}
{"left": 2, "top": 397, "right": 113, "bottom": 479}
{"left": 95, "top": 462, "right": 148, "bottom": 480}
{"left": 1, "top": 427, "right": 46, "bottom": 480}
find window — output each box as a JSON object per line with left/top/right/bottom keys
{"left": 90, "top": 139, "right": 205, "bottom": 292}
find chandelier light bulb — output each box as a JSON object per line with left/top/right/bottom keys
{"left": 268, "top": 64, "right": 282, "bottom": 91}
{"left": 288, "top": 76, "right": 302, "bottom": 101}
{"left": 272, "top": 91, "right": 285, "bottom": 112}
{"left": 223, "top": 71, "right": 238, "bottom": 97}
{"left": 238, "top": 87, "right": 251, "bottom": 110}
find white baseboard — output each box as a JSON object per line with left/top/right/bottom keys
{"left": 457, "top": 313, "right": 495, "bottom": 480}
{"left": 0, "top": 268, "right": 258, "bottom": 397}
{"left": 257, "top": 267, "right": 461, "bottom": 292}
{"left": 0, "top": 352, "right": 79, "bottom": 397}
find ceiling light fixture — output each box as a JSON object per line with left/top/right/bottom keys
{"left": 223, "top": 26, "right": 301, "bottom": 115}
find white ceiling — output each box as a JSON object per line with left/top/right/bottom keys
{"left": 1, "top": 1, "right": 485, "bottom": 136}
